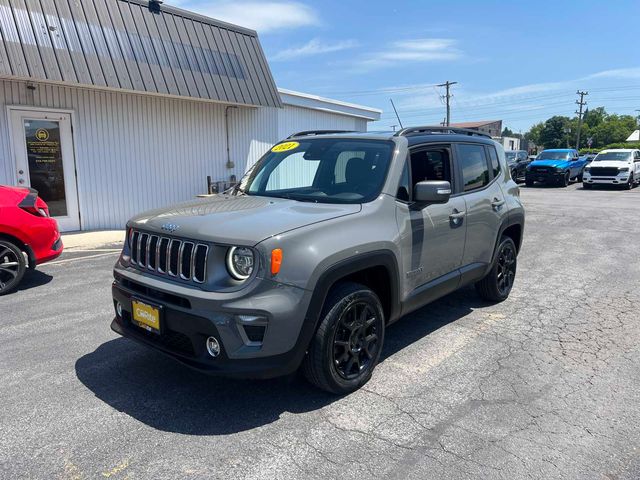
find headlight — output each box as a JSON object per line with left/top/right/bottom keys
{"left": 618, "top": 168, "right": 629, "bottom": 172}
{"left": 226, "top": 246, "right": 254, "bottom": 280}
{"left": 556, "top": 167, "right": 565, "bottom": 172}
{"left": 584, "top": 166, "right": 591, "bottom": 172}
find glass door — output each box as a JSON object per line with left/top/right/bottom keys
{"left": 9, "top": 109, "right": 80, "bottom": 231}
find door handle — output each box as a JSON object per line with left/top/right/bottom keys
{"left": 491, "top": 198, "right": 505, "bottom": 209}
{"left": 449, "top": 210, "right": 466, "bottom": 225}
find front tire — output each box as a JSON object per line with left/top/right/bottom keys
{"left": 561, "top": 172, "right": 570, "bottom": 187}
{"left": 0, "top": 240, "right": 26, "bottom": 296}
{"left": 475, "top": 236, "right": 517, "bottom": 302}
{"left": 625, "top": 174, "right": 634, "bottom": 190}
{"left": 303, "top": 282, "right": 385, "bottom": 394}
{"left": 583, "top": 183, "right": 592, "bottom": 190}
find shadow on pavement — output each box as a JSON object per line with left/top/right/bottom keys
{"left": 75, "top": 287, "right": 482, "bottom": 435}
{"left": 14, "top": 270, "right": 53, "bottom": 292}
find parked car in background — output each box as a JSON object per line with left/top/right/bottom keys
{"left": 0, "top": 185, "right": 63, "bottom": 295}
{"left": 583, "top": 149, "right": 640, "bottom": 189}
{"left": 525, "top": 149, "right": 589, "bottom": 187}
{"left": 505, "top": 150, "right": 531, "bottom": 182}
{"left": 111, "top": 127, "right": 525, "bottom": 394}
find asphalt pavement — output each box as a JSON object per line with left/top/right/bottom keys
{"left": 1, "top": 183, "right": 639, "bottom": 479}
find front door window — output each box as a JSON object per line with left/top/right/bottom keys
{"left": 23, "top": 120, "right": 68, "bottom": 217}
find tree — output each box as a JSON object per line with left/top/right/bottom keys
{"left": 525, "top": 122, "right": 544, "bottom": 145}
{"left": 538, "top": 116, "right": 572, "bottom": 149}
{"left": 524, "top": 107, "right": 637, "bottom": 149}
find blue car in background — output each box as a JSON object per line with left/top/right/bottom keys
{"left": 525, "top": 149, "right": 589, "bottom": 187}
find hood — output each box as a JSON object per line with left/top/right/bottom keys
{"left": 590, "top": 160, "right": 632, "bottom": 169}
{"left": 129, "top": 194, "right": 362, "bottom": 245}
{"left": 530, "top": 159, "right": 571, "bottom": 169}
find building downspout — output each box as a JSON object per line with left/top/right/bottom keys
{"left": 225, "top": 106, "right": 238, "bottom": 169}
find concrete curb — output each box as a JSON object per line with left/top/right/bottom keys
{"left": 62, "top": 230, "right": 125, "bottom": 250}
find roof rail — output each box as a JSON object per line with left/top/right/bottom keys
{"left": 287, "top": 130, "right": 356, "bottom": 139}
{"left": 394, "top": 126, "right": 492, "bottom": 139}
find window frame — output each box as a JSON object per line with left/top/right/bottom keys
{"left": 397, "top": 143, "right": 456, "bottom": 203}
{"left": 485, "top": 145, "right": 501, "bottom": 180}
{"left": 453, "top": 142, "right": 498, "bottom": 195}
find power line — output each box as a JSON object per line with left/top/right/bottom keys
{"left": 575, "top": 90, "right": 588, "bottom": 149}
{"left": 436, "top": 80, "right": 457, "bottom": 126}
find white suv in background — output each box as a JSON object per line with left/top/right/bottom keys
{"left": 583, "top": 149, "right": 640, "bottom": 190}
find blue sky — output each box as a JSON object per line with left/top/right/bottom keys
{"left": 170, "top": 0, "right": 640, "bottom": 133}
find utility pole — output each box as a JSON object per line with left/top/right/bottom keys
{"left": 575, "top": 90, "right": 588, "bottom": 149}
{"left": 437, "top": 81, "right": 457, "bottom": 126}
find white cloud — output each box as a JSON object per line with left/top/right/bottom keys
{"left": 353, "top": 38, "right": 461, "bottom": 71}
{"left": 168, "top": 1, "right": 319, "bottom": 33}
{"left": 586, "top": 67, "right": 640, "bottom": 80}
{"left": 271, "top": 38, "right": 358, "bottom": 61}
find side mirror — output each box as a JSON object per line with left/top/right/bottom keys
{"left": 414, "top": 180, "right": 452, "bottom": 205}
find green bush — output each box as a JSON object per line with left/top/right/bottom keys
{"left": 579, "top": 142, "right": 640, "bottom": 154}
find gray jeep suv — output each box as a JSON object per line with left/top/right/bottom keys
{"left": 111, "top": 127, "right": 524, "bottom": 394}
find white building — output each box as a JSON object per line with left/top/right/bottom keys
{"left": 0, "top": 0, "right": 380, "bottom": 231}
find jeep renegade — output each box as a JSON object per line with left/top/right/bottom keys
{"left": 112, "top": 127, "right": 525, "bottom": 394}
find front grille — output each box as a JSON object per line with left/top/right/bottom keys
{"left": 129, "top": 230, "right": 209, "bottom": 284}
{"left": 530, "top": 166, "right": 553, "bottom": 174}
{"left": 589, "top": 167, "right": 620, "bottom": 177}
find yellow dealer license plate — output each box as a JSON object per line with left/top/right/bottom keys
{"left": 131, "top": 299, "right": 162, "bottom": 334}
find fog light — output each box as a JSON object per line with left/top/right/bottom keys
{"left": 116, "top": 302, "right": 123, "bottom": 318}
{"left": 206, "top": 336, "right": 221, "bottom": 358}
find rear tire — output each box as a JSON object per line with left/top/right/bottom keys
{"left": 303, "top": 282, "right": 385, "bottom": 394}
{"left": 476, "top": 236, "right": 517, "bottom": 303}
{"left": 0, "top": 240, "right": 26, "bottom": 296}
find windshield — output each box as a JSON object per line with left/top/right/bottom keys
{"left": 505, "top": 152, "right": 517, "bottom": 163}
{"left": 536, "top": 151, "right": 571, "bottom": 161}
{"left": 594, "top": 152, "right": 632, "bottom": 162}
{"left": 236, "top": 138, "right": 394, "bottom": 204}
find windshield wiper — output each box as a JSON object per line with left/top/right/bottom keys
{"left": 272, "top": 193, "right": 319, "bottom": 203}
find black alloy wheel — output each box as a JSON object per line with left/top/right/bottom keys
{"left": 495, "top": 241, "right": 517, "bottom": 297}
{"left": 303, "top": 282, "right": 385, "bottom": 394}
{"left": 0, "top": 240, "right": 26, "bottom": 296}
{"left": 332, "top": 301, "right": 381, "bottom": 380}
{"left": 476, "top": 236, "right": 518, "bottom": 302}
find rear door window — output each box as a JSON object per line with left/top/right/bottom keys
{"left": 457, "top": 144, "right": 490, "bottom": 192}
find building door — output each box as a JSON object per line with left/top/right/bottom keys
{"left": 9, "top": 109, "right": 80, "bottom": 231}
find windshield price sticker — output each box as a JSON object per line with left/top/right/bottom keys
{"left": 272, "top": 141, "right": 299, "bottom": 153}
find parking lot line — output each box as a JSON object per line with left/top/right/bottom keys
{"left": 45, "top": 252, "right": 120, "bottom": 266}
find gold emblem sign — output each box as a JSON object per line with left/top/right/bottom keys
{"left": 35, "top": 129, "right": 49, "bottom": 141}
{"left": 271, "top": 141, "right": 299, "bottom": 153}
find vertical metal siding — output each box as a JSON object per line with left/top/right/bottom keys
{"left": 277, "top": 105, "right": 368, "bottom": 140}
{"left": 0, "top": 0, "right": 281, "bottom": 107}
{"left": 0, "top": 79, "right": 371, "bottom": 230}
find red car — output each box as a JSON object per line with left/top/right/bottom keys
{"left": 0, "top": 185, "right": 63, "bottom": 295}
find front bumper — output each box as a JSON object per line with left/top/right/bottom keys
{"left": 525, "top": 170, "right": 565, "bottom": 184}
{"left": 111, "top": 266, "right": 314, "bottom": 379}
{"left": 583, "top": 172, "right": 630, "bottom": 185}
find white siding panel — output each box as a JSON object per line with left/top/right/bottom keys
{"left": 277, "top": 104, "right": 366, "bottom": 141}
{"left": 0, "top": 79, "right": 371, "bottom": 230}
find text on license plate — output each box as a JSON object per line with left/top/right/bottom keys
{"left": 132, "top": 300, "right": 161, "bottom": 333}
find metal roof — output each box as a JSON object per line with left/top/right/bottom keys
{"left": 0, "top": 0, "right": 282, "bottom": 107}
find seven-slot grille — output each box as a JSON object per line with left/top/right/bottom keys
{"left": 530, "top": 166, "right": 552, "bottom": 174}
{"left": 589, "top": 167, "right": 620, "bottom": 177}
{"left": 129, "top": 230, "right": 209, "bottom": 284}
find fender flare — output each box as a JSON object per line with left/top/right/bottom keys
{"left": 296, "top": 250, "right": 401, "bottom": 353}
